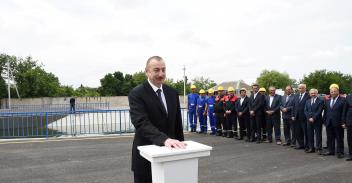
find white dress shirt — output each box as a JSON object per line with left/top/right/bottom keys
{"left": 240, "top": 97, "right": 245, "bottom": 106}
{"left": 269, "top": 95, "right": 274, "bottom": 107}
{"left": 148, "top": 79, "right": 168, "bottom": 113}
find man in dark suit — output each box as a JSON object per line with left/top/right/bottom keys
{"left": 343, "top": 92, "right": 352, "bottom": 161}
{"left": 280, "top": 86, "right": 295, "bottom": 146}
{"left": 292, "top": 84, "right": 310, "bottom": 150}
{"left": 249, "top": 84, "right": 265, "bottom": 143}
{"left": 128, "top": 56, "right": 186, "bottom": 183}
{"left": 323, "top": 85, "right": 346, "bottom": 158}
{"left": 304, "top": 89, "right": 323, "bottom": 153}
{"left": 264, "top": 86, "right": 282, "bottom": 144}
{"left": 235, "top": 88, "right": 250, "bottom": 140}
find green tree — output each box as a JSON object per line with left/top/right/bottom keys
{"left": 256, "top": 70, "right": 294, "bottom": 90}
{"left": 122, "top": 74, "right": 135, "bottom": 95}
{"left": 13, "top": 57, "right": 61, "bottom": 97}
{"left": 132, "top": 71, "right": 147, "bottom": 86}
{"left": 98, "top": 73, "right": 118, "bottom": 96}
{"left": 301, "top": 70, "right": 352, "bottom": 94}
{"left": 74, "top": 84, "right": 99, "bottom": 97}
{"left": 57, "top": 85, "right": 75, "bottom": 97}
{"left": 191, "top": 77, "right": 216, "bottom": 91}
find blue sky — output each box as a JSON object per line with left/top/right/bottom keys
{"left": 1, "top": 0, "right": 351, "bottom": 88}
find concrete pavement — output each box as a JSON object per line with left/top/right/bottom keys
{"left": 0, "top": 133, "right": 351, "bottom": 183}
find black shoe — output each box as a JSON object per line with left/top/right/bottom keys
{"left": 337, "top": 154, "right": 344, "bottom": 159}
{"left": 317, "top": 150, "right": 323, "bottom": 155}
{"left": 346, "top": 157, "right": 352, "bottom": 161}
{"left": 294, "top": 147, "right": 304, "bottom": 150}
{"left": 290, "top": 144, "right": 296, "bottom": 148}
{"left": 237, "top": 137, "right": 243, "bottom": 140}
{"left": 282, "top": 143, "right": 291, "bottom": 146}
{"left": 322, "top": 152, "right": 335, "bottom": 156}
{"left": 305, "top": 149, "right": 315, "bottom": 153}
{"left": 256, "top": 140, "right": 261, "bottom": 144}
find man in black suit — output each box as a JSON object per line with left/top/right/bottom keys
{"left": 323, "top": 85, "right": 346, "bottom": 158}
{"left": 343, "top": 92, "right": 352, "bottom": 161}
{"left": 249, "top": 84, "right": 265, "bottom": 143}
{"left": 280, "top": 86, "right": 295, "bottom": 146}
{"left": 304, "top": 89, "right": 323, "bottom": 153}
{"left": 235, "top": 88, "right": 250, "bottom": 140}
{"left": 265, "top": 86, "right": 282, "bottom": 144}
{"left": 292, "top": 84, "right": 310, "bottom": 150}
{"left": 128, "top": 56, "right": 186, "bottom": 183}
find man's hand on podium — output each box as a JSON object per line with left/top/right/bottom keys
{"left": 164, "top": 138, "right": 187, "bottom": 149}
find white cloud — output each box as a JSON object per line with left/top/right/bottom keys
{"left": 0, "top": 0, "right": 352, "bottom": 88}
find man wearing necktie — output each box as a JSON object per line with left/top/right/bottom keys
{"left": 292, "top": 84, "right": 310, "bottom": 150}
{"left": 128, "top": 56, "right": 186, "bottom": 183}
{"left": 343, "top": 89, "right": 352, "bottom": 161}
{"left": 235, "top": 88, "right": 250, "bottom": 140}
{"left": 264, "top": 86, "right": 282, "bottom": 144}
{"left": 304, "top": 89, "right": 323, "bottom": 153}
{"left": 322, "top": 84, "right": 346, "bottom": 158}
{"left": 280, "top": 86, "right": 295, "bottom": 146}
{"left": 249, "top": 84, "right": 265, "bottom": 143}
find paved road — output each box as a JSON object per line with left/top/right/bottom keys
{"left": 0, "top": 133, "right": 351, "bottom": 183}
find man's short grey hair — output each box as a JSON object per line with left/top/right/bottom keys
{"left": 145, "top": 56, "right": 163, "bottom": 72}
{"left": 298, "top": 84, "right": 306, "bottom": 89}
{"left": 269, "top": 86, "right": 276, "bottom": 90}
{"left": 309, "top": 88, "right": 318, "bottom": 94}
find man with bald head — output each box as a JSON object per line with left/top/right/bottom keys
{"left": 322, "top": 85, "right": 346, "bottom": 158}
{"left": 128, "top": 56, "right": 186, "bottom": 183}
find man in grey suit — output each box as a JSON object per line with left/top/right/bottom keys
{"left": 304, "top": 89, "right": 324, "bottom": 153}
{"left": 264, "top": 86, "right": 282, "bottom": 144}
{"left": 280, "top": 86, "right": 295, "bottom": 146}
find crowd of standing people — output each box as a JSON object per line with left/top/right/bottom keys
{"left": 187, "top": 83, "right": 352, "bottom": 161}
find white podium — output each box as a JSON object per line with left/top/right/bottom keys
{"left": 138, "top": 141, "right": 213, "bottom": 183}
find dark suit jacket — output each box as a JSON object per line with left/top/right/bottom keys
{"left": 265, "top": 94, "right": 282, "bottom": 119}
{"left": 292, "top": 92, "right": 310, "bottom": 121}
{"left": 128, "top": 81, "right": 184, "bottom": 175}
{"left": 235, "top": 96, "right": 250, "bottom": 118}
{"left": 304, "top": 97, "right": 323, "bottom": 122}
{"left": 323, "top": 96, "right": 346, "bottom": 127}
{"left": 249, "top": 92, "right": 265, "bottom": 116}
{"left": 280, "top": 94, "right": 294, "bottom": 120}
{"left": 343, "top": 94, "right": 352, "bottom": 126}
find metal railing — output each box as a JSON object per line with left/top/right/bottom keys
{"left": 0, "top": 102, "right": 110, "bottom": 112}
{"left": 0, "top": 108, "right": 189, "bottom": 139}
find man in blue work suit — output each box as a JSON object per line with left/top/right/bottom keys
{"left": 207, "top": 89, "right": 217, "bottom": 135}
{"left": 188, "top": 85, "right": 199, "bottom": 132}
{"left": 197, "top": 89, "right": 208, "bottom": 133}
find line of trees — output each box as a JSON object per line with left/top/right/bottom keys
{"left": 256, "top": 69, "right": 352, "bottom": 94}
{"left": 1, "top": 53, "right": 351, "bottom": 98}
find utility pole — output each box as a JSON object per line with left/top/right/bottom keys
{"left": 183, "top": 65, "right": 186, "bottom": 105}
{"left": 2, "top": 58, "right": 21, "bottom": 109}
{"left": 7, "top": 61, "right": 11, "bottom": 108}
